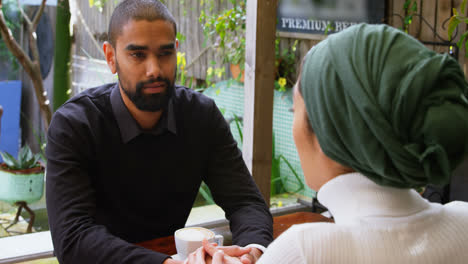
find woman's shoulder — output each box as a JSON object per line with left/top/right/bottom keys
{"left": 259, "top": 222, "right": 360, "bottom": 264}
{"left": 443, "top": 201, "right": 468, "bottom": 217}
{"left": 280, "top": 222, "right": 356, "bottom": 242}
{"left": 444, "top": 201, "right": 468, "bottom": 208}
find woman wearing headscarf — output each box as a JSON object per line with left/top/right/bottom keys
{"left": 188, "top": 23, "right": 468, "bottom": 264}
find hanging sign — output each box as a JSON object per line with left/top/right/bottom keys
{"left": 19, "top": 0, "right": 57, "bottom": 6}
{"left": 277, "top": 0, "right": 385, "bottom": 38}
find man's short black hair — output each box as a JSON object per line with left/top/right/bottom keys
{"left": 108, "top": 0, "right": 177, "bottom": 47}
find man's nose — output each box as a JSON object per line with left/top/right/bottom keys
{"left": 146, "top": 57, "right": 161, "bottom": 78}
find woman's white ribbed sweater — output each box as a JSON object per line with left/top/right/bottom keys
{"left": 258, "top": 173, "right": 468, "bottom": 264}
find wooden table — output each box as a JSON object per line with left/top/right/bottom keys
{"left": 136, "top": 212, "right": 333, "bottom": 255}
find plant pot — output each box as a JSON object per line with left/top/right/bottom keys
{"left": 0, "top": 164, "right": 45, "bottom": 204}
{"left": 230, "top": 64, "right": 245, "bottom": 83}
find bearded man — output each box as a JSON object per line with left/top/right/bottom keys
{"left": 45, "top": 1, "right": 272, "bottom": 263}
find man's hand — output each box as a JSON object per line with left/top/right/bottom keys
{"left": 208, "top": 243, "right": 262, "bottom": 264}
{"left": 185, "top": 240, "right": 263, "bottom": 264}
{"left": 203, "top": 240, "right": 263, "bottom": 264}
{"left": 238, "top": 247, "right": 262, "bottom": 264}
{"left": 200, "top": 240, "right": 244, "bottom": 264}
{"left": 185, "top": 246, "right": 226, "bottom": 264}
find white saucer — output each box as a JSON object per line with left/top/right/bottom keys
{"left": 171, "top": 254, "right": 183, "bottom": 261}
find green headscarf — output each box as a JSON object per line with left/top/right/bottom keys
{"left": 301, "top": 23, "right": 468, "bottom": 188}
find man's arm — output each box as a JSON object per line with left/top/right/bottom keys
{"left": 204, "top": 101, "right": 273, "bottom": 248}
{"left": 46, "top": 109, "right": 172, "bottom": 264}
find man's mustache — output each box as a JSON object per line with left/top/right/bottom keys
{"left": 136, "top": 77, "right": 171, "bottom": 92}
{"left": 138, "top": 78, "right": 170, "bottom": 86}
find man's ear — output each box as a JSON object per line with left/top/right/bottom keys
{"left": 103, "top": 41, "right": 117, "bottom": 74}
{"left": 176, "top": 39, "right": 179, "bottom": 50}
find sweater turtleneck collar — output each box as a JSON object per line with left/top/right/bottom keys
{"left": 317, "top": 172, "right": 433, "bottom": 226}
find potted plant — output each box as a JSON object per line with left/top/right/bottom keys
{"left": 200, "top": 0, "right": 246, "bottom": 81}
{"left": 200, "top": 0, "right": 298, "bottom": 88}
{"left": 0, "top": 145, "right": 45, "bottom": 233}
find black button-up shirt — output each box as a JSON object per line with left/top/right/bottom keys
{"left": 46, "top": 83, "right": 273, "bottom": 264}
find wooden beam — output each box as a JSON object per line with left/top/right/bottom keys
{"left": 391, "top": 0, "right": 406, "bottom": 29}
{"left": 434, "top": 0, "right": 451, "bottom": 53}
{"left": 243, "top": 0, "right": 278, "bottom": 203}
{"left": 420, "top": 0, "right": 436, "bottom": 51}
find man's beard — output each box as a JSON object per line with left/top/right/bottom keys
{"left": 117, "top": 62, "right": 176, "bottom": 112}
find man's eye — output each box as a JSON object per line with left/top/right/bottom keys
{"left": 131, "top": 52, "right": 145, "bottom": 59}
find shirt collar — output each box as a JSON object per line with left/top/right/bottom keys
{"left": 317, "top": 172, "right": 431, "bottom": 226}
{"left": 110, "top": 84, "right": 177, "bottom": 143}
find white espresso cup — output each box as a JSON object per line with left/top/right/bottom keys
{"left": 174, "top": 227, "right": 224, "bottom": 260}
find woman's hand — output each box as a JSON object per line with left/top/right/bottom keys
{"left": 203, "top": 240, "right": 246, "bottom": 264}
{"left": 185, "top": 240, "right": 246, "bottom": 264}
{"left": 185, "top": 246, "right": 225, "bottom": 264}
{"left": 204, "top": 241, "right": 261, "bottom": 264}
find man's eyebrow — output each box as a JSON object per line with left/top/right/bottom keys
{"left": 160, "top": 43, "right": 176, "bottom": 50}
{"left": 125, "top": 44, "right": 148, "bottom": 51}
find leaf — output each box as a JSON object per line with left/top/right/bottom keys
{"left": 459, "top": 31, "right": 468, "bottom": 49}
{"left": 233, "top": 114, "right": 243, "bottom": 142}
{"left": 453, "top": 8, "right": 459, "bottom": 16}
{"left": 457, "top": 38, "right": 464, "bottom": 49}
{"left": 199, "top": 183, "right": 215, "bottom": 204}
{"left": 25, "top": 147, "right": 33, "bottom": 163}
{"left": 23, "top": 158, "right": 35, "bottom": 169}
{"left": 404, "top": 0, "right": 411, "bottom": 9}
{"left": 176, "top": 32, "right": 186, "bottom": 45}
{"left": 462, "top": 0, "right": 467, "bottom": 16}
{"left": 219, "top": 107, "right": 226, "bottom": 115}
{"left": 18, "top": 146, "right": 28, "bottom": 167}
{"left": 279, "top": 155, "right": 305, "bottom": 194}
{"left": 448, "top": 16, "right": 461, "bottom": 41}
{"left": 462, "top": 30, "right": 468, "bottom": 42}
{"left": 0, "top": 151, "right": 19, "bottom": 169}
{"left": 465, "top": 37, "right": 468, "bottom": 56}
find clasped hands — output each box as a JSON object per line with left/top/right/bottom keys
{"left": 184, "top": 239, "right": 262, "bottom": 264}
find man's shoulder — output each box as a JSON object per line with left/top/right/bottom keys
{"left": 173, "top": 86, "right": 214, "bottom": 109}
{"left": 51, "top": 83, "right": 116, "bottom": 128}
{"left": 57, "top": 83, "right": 115, "bottom": 114}
{"left": 67, "top": 83, "right": 115, "bottom": 105}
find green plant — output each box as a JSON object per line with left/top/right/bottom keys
{"left": 402, "top": 0, "right": 418, "bottom": 33}
{"left": 275, "top": 39, "right": 298, "bottom": 91}
{"left": 0, "top": 145, "right": 42, "bottom": 171}
{"left": 200, "top": 0, "right": 246, "bottom": 66}
{"left": 184, "top": 109, "right": 305, "bottom": 206}
{"left": 176, "top": 51, "right": 190, "bottom": 87}
{"left": 270, "top": 133, "right": 305, "bottom": 196}
{"left": 200, "top": 0, "right": 298, "bottom": 90}
{"left": 21, "top": 112, "right": 47, "bottom": 165}
{"left": 229, "top": 114, "right": 305, "bottom": 197}
{"left": 0, "top": 0, "right": 20, "bottom": 79}
{"left": 53, "top": 0, "right": 72, "bottom": 111}
{"left": 198, "top": 182, "right": 215, "bottom": 205}
{"left": 449, "top": 0, "right": 468, "bottom": 56}
{"left": 0, "top": 0, "right": 53, "bottom": 127}
{"left": 88, "top": 0, "right": 109, "bottom": 13}
{"left": 205, "top": 65, "right": 226, "bottom": 88}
